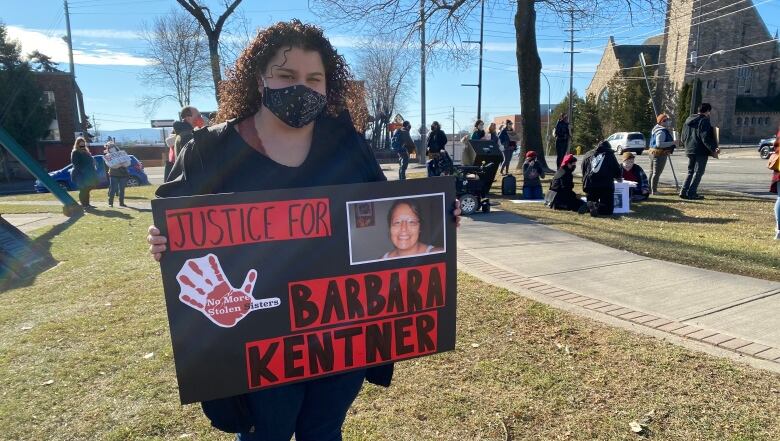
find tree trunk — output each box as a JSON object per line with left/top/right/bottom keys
{"left": 208, "top": 36, "right": 222, "bottom": 103}
{"left": 514, "top": 0, "right": 549, "bottom": 170}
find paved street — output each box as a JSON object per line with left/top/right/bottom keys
{"left": 630, "top": 148, "right": 774, "bottom": 198}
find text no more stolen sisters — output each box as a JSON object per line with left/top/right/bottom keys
{"left": 151, "top": 177, "right": 457, "bottom": 404}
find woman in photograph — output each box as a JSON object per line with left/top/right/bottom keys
{"left": 70, "top": 136, "right": 98, "bottom": 209}
{"left": 146, "top": 20, "right": 460, "bottom": 441}
{"left": 382, "top": 199, "right": 444, "bottom": 259}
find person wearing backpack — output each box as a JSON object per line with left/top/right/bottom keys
{"left": 680, "top": 103, "right": 720, "bottom": 200}
{"left": 648, "top": 113, "right": 676, "bottom": 194}
{"left": 582, "top": 140, "right": 622, "bottom": 216}
{"left": 522, "top": 151, "right": 545, "bottom": 199}
{"left": 426, "top": 121, "right": 449, "bottom": 177}
{"left": 392, "top": 120, "right": 416, "bottom": 180}
{"left": 145, "top": 21, "right": 462, "bottom": 441}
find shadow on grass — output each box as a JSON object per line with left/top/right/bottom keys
{"left": 125, "top": 206, "right": 152, "bottom": 213}
{"left": 1, "top": 214, "right": 82, "bottom": 291}
{"left": 83, "top": 208, "right": 133, "bottom": 219}
{"left": 631, "top": 203, "right": 738, "bottom": 225}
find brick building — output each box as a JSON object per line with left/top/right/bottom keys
{"left": 32, "top": 71, "right": 90, "bottom": 171}
{"left": 587, "top": 0, "right": 780, "bottom": 143}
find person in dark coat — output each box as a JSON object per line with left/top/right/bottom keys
{"left": 391, "top": 120, "right": 416, "bottom": 180}
{"left": 553, "top": 113, "right": 570, "bottom": 169}
{"left": 582, "top": 140, "right": 622, "bottom": 216}
{"left": 470, "top": 119, "right": 486, "bottom": 140}
{"left": 680, "top": 102, "right": 719, "bottom": 200}
{"left": 426, "top": 121, "right": 450, "bottom": 176}
{"left": 70, "top": 136, "right": 98, "bottom": 209}
{"left": 548, "top": 154, "right": 586, "bottom": 212}
{"left": 146, "top": 20, "right": 461, "bottom": 441}
{"left": 498, "top": 120, "right": 516, "bottom": 175}
{"left": 522, "top": 151, "right": 545, "bottom": 199}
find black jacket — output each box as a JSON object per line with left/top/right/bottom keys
{"left": 682, "top": 114, "right": 718, "bottom": 156}
{"left": 173, "top": 120, "right": 194, "bottom": 157}
{"left": 549, "top": 166, "right": 579, "bottom": 209}
{"left": 426, "top": 129, "right": 448, "bottom": 153}
{"left": 582, "top": 145, "right": 622, "bottom": 192}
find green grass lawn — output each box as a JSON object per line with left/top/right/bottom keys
{"left": 1, "top": 190, "right": 778, "bottom": 440}
{"left": 491, "top": 172, "right": 780, "bottom": 282}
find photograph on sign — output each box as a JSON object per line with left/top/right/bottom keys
{"left": 347, "top": 193, "right": 446, "bottom": 265}
{"left": 151, "top": 177, "right": 457, "bottom": 404}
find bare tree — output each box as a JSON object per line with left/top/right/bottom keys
{"left": 355, "top": 39, "right": 416, "bottom": 150}
{"left": 138, "top": 8, "right": 211, "bottom": 115}
{"left": 312, "top": 0, "right": 663, "bottom": 169}
{"left": 175, "top": 0, "right": 244, "bottom": 103}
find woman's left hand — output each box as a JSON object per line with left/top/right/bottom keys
{"left": 453, "top": 199, "right": 462, "bottom": 228}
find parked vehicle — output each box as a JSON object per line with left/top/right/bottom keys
{"left": 33, "top": 155, "right": 149, "bottom": 193}
{"left": 758, "top": 135, "right": 776, "bottom": 159}
{"left": 605, "top": 132, "right": 646, "bottom": 154}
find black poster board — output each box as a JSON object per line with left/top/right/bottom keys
{"left": 152, "top": 177, "right": 457, "bottom": 404}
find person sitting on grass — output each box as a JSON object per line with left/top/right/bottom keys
{"left": 547, "top": 154, "right": 587, "bottom": 213}
{"left": 620, "top": 152, "right": 650, "bottom": 202}
{"left": 522, "top": 151, "right": 545, "bottom": 200}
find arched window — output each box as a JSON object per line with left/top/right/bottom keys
{"left": 736, "top": 117, "right": 742, "bottom": 125}
{"left": 751, "top": 117, "right": 756, "bottom": 124}
{"left": 765, "top": 117, "right": 770, "bottom": 125}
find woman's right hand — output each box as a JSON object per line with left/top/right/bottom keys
{"left": 147, "top": 225, "right": 168, "bottom": 262}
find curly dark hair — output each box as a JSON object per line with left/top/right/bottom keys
{"left": 215, "top": 20, "right": 350, "bottom": 123}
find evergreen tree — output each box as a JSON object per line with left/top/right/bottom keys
{"left": 573, "top": 95, "right": 603, "bottom": 152}
{"left": 28, "top": 50, "right": 59, "bottom": 72}
{"left": 597, "top": 68, "right": 654, "bottom": 140}
{"left": 676, "top": 82, "right": 692, "bottom": 136}
{"left": 0, "top": 23, "right": 55, "bottom": 150}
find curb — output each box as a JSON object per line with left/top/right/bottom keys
{"left": 457, "top": 250, "right": 780, "bottom": 367}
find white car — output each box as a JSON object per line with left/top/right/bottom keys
{"left": 605, "top": 132, "right": 646, "bottom": 154}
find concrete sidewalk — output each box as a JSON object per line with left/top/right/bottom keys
{"left": 457, "top": 209, "right": 780, "bottom": 372}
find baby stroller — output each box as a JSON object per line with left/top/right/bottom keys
{"left": 454, "top": 140, "right": 503, "bottom": 215}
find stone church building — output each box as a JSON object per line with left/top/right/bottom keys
{"left": 587, "top": 0, "right": 780, "bottom": 142}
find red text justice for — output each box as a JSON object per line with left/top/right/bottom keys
{"left": 165, "top": 199, "right": 330, "bottom": 251}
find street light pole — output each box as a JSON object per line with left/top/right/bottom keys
{"left": 462, "top": 0, "right": 484, "bottom": 120}
{"left": 540, "top": 71, "right": 552, "bottom": 156}
{"left": 689, "top": 50, "right": 725, "bottom": 114}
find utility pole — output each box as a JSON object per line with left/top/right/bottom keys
{"left": 419, "top": 0, "right": 427, "bottom": 164}
{"left": 689, "top": 0, "right": 703, "bottom": 115}
{"left": 451, "top": 107, "right": 455, "bottom": 157}
{"left": 64, "top": 0, "right": 81, "bottom": 132}
{"left": 564, "top": 9, "right": 580, "bottom": 129}
{"left": 462, "top": 0, "right": 485, "bottom": 120}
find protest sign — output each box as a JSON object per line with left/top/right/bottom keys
{"left": 152, "top": 177, "right": 457, "bottom": 404}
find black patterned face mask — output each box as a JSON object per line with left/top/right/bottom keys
{"left": 262, "top": 84, "right": 327, "bottom": 128}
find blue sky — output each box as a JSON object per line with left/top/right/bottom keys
{"left": 4, "top": 0, "right": 780, "bottom": 133}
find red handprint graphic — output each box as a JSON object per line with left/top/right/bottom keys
{"left": 176, "top": 254, "right": 281, "bottom": 328}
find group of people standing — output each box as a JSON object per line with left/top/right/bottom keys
{"left": 69, "top": 136, "right": 129, "bottom": 209}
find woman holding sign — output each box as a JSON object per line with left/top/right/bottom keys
{"left": 147, "top": 20, "right": 459, "bottom": 441}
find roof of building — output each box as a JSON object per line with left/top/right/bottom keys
{"left": 735, "top": 94, "right": 780, "bottom": 113}
{"left": 613, "top": 44, "right": 660, "bottom": 68}
{"left": 642, "top": 35, "right": 664, "bottom": 46}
